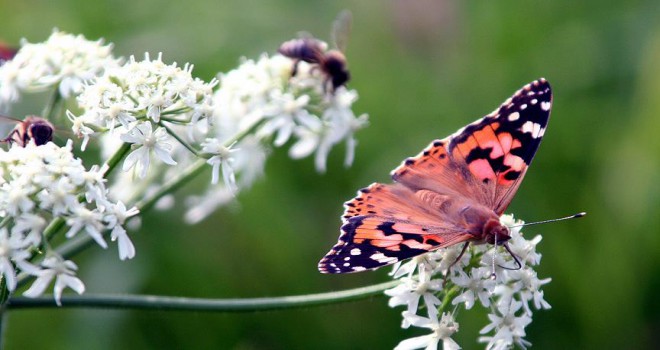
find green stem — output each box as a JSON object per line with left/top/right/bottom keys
{"left": 0, "top": 277, "right": 9, "bottom": 348}
{"left": 43, "top": 217, "right": 66, "bottom": 242}
{"left": 103, "top": 143, "right": 132, "bottom": 177}
{"left": 159, "top": 122, "right": 200, "bottom": 157}
{"left": 134, "top": 158, "right": 207, "bottom": 212}
{"left": 42, "top": 89, "right": 62, "bottom": 121}
{"left": 7, "top": 280, "right": 399, "bottom": 312}
{"left": 0, "top": 217, "right": 11, "bottom": 229}
{"left": 440, "top": 285, "right": 461, "bottom": 312}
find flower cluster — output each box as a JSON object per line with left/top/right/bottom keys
{"left": 0, "top": 141, "right": 138, "bottom": 305}
{"left": 184, "top": 52, "right": 368, "bottom": 223}
{"left": 0, "top": 29, "right": 119, "bottom": 108}
{"left": 68, "top": 52, "right": 218, "bottom": 170}
{"left": 0, "top": 28, "right": 369, "bottom": 304}
{"left": 386, "top": 215, "right": 551, "bottom": 350}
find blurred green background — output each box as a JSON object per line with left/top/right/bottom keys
{"left": 2, "top": 0, "right": 660, "bottom": 349}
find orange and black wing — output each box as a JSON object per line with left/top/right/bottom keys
{"left": 391, "top": 79, "right": 552, "bottom": 214}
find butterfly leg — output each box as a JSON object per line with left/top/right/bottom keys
{"left": 498, "top": 243, "right": 522, "bottom": 270}
{"left": 442, "top": 242, "right": 470, "bottom": 287}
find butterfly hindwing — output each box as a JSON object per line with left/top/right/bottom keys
{"left": 318, "top": 183, "right": 474, "bottom": 273}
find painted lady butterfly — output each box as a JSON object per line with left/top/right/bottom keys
{"left": 318, "top": 79, "right": 552, "bottom": 274}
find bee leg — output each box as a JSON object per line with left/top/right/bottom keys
{"left": 291, "top": 59, "right": 301, "bottom": 77}
{"left": 1, "top": 129, "right": 18, "bottom": 145}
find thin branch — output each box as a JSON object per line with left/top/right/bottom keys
{"left": 42, "top": 88, "right": 62, "bottom": 121}
{"left": 159, "top": 122, "right": 200, "bottom": 157}
{"left": 7, "top": 280, "right": 399, "bottom": 312}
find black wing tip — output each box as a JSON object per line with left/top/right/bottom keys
{"left": 529, "top": 78, "right": 552, "bottom": 96}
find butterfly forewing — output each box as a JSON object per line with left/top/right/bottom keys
{"left": 319, "top": 79, "right": 553, "bottom": 274}
{"left": 392, "top": 79, "right": 552, "bottom": 214}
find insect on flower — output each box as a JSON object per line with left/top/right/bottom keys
{"left": 278, "top": 10, "right": 352, "bottom": 92}
{"left": 319, "top": 79, "right": 558, "bottom": 277}
{"left": 0, "top": 115, "right": 55, "bottom": 146}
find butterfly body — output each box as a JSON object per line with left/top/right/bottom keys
{"left": 319, "top": 79, "right": 552, "bottom": 274}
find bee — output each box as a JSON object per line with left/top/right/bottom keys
{"left": 1, "top": 116, "right": 54, "bottom": 146}
{"left": 278, "top": 10, "right": 352, "bottom": 92}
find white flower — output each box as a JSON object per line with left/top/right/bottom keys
{"left": 0, "top": 141, "right": 137, "bottom": 293}
{"left": 66, "top": 110, "right": 95, "bottom": 151}
{"left": 386, "top": 263, "right": 443, "bottom": 323}
{"left": 213, "top": 52, "right": 367, "bottom": 173}
{"left": 69, "top": 52, "right": 217, "bottom": 149}
{"left": 451, "top": 268, "right": 496, "bottom": 309}
{"left": 0, "top": 228, "right": 32, "bottom": 291}
{"left": 182, "top": 136, "right": 267, "bottom": 225}
{"left": 23, "top": 255, "right": 85, "bottom": 306}
{"left": 65, "top": 206, "right": 107, "bottom": 248}
{"left": 388, "top": 214, "right": 552, "bottom": 350}
{"left": 121, "top": 122, "right": 177, "bottom": 178}
{"left": 231, "top": 135, "right": 268, "bottom": 189}
{"left": 0, "top": 29, "right": 119, "bottom": 107}
{"left": 201, "top": 138, "right": 238, "bottom": 191}
{"left": 105, "top": 201, "right": 139, "bottom": 260}
{"left": 506, "top": 268, "right": 552, "bottom": 314}
{"left": 394, "top": 313, "right": 460, "bottom": 350}
{"left": 479, "top": 299, "right": 533, "bottom": 350}
{"left": 12, "top": 213, "right": 47, "bottom": 245}
{"left": 110, "top": 225, "right": 135, "bottom": 260}
{"left": 259, "top": 93, "right": 310, "bottom": 146}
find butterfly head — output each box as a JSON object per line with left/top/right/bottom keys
{"left": 483, "top": 219, "right": 511, "bottom": 245}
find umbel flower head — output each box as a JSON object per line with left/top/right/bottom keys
{"left": 184, "top": 49, "right": 368, "bottom": 223}
{"left": 212, "top": 51, "right": 368, "bottom": 173}
{"left": 387, "top": 214, "right": 551, "bottom": 350}
{"left": 68, "top": 52, "right": 218, "bottom": 175}
{"left": 0, "top": 141, "right": 138, "bottom": 304}
{"left": 0, "top": 29, "right": 119, "bottom": 108}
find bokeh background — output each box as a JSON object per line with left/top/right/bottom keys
{"left": 2, "top": 0, "right": 660, "bottom": 349}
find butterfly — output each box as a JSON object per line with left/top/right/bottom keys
{"left": 318, "top": 78, "right": 552, "bottom": 274}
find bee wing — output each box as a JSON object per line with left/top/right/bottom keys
{"left": 331, "top": 10, "right": 352, "bottom": 53}
{"left": 0, "top": 115, "right": 22, "bottom": 123}
{"left": 295, "top": 31, "right": 328, "bottom": 51}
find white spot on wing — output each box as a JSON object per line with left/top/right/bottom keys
{"left": 541, "top": 101, "right": 551, "bottom": 111}
{"left": 531, "top": 99, "right": 538, "bottom": 105}
{"left": 521, "top": 104, "right": 527, "bottom": 110}
{"left": 350, "top": 248, "right": 361, "bottom": 256}
{"left": 370, "top": 253, "right": 398, "bottom": 264}
{"left": 508, "top": 112, "right": 520, "bottom": 121}
{"left": 352, "top": 266, "right": 366, "bottom": 272}
{"left": 521, "top": 121, "right": 542, "bottom": 137}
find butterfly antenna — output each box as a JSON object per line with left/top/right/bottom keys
{"left": 509, "top": 212, "right": 586, "bottom": 228}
